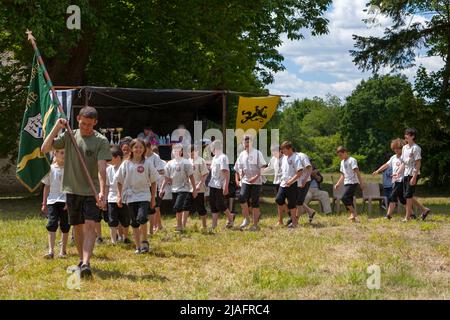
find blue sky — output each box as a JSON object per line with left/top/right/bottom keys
{"left": 267, "top": 0, "right": 444, "bottom": 101}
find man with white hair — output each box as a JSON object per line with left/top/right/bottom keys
{"left": 208, "top": 140, "right": 235, "bottom": 229}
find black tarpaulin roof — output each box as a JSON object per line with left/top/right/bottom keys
{"left": 70, "top": 86, "right": 226, "bottom": 138}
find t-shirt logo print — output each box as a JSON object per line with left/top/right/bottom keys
{"left": 176, "top": 165, "right": 181, "bottom": 172}
{"left": 137, "top": 165, "right": 145, "bottom": 173}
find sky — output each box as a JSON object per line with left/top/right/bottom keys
{"left": 267, "top": 0, "right": 444, "bottom": 101}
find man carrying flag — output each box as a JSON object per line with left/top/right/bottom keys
{"left": 19, "top": 30, "right": 111, "bottom": 278}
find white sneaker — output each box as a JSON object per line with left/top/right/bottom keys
{"left": 239, "top": 218, "right": 250, "bottom": 229}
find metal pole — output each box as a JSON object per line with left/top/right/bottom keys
{"left": 222, "top": 91, "right": 227, "bottom": 148}
{"left": 26, "top": 30, "right": 99, "bottom": 203}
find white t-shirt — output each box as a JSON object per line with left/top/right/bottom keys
{"left": 340, "top": 157, "right": 359, "bottom": 185}
{"left": 297, "top": 152, "right": 312, "bottom": 185}
{"left": 388, "top": 154, "right": 404, "bottom": 183}
{"left": 164, "top": 157, "right": 194, "bottom": 193}
{"left": 146, "top": 153, "right": 165, "bottom": 171}
{"left": 279, "top": 153, "right": 303, "bottom": 188}
{"left": 234, "top": 148, "right": 267, "bottom": 186}
{"left": 41, "top": 164, "right": 66, "bottom": 204}
{"left": 115, "top": 159, "right": 158, "bottom": 204}
{"left": 190, "top": 157, "right": 209, "bottom": 193}
{"left": 157, "top": 160, "right": 172, "bottom": 200}
{"left": 263, "top": 156, "right": 282, "bottom": 185}
{"left": 106, "top": 164, "right": 120, "bottom": 203}
{"left": 208, "top": 153, "right": 229, "bottom": 189}
{"left": 401, "top": 143, "right": 421, "bottom": 176}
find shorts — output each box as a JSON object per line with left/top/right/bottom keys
{"left": 128, "top": 201, "right": 149, "bottom": 228}
{"left": 107, "top": 203, "right": 131, "bottom": 228}
{"left": 383, "top": 187, "right": 393, "bottom": 203}
{"left": 66, "top": 194, "right": 100, "bottom": 226}
{"left": 95, "top": 209, "right": 109, "bottom": 223}
{"left": 391, "top": 181, "right": 406, "bottom": 205}
{"left": 239, "top": 183, "right": 262, "bottom": 208}
{"left": 342, "top": 184, "right": 358, "bottom": 207}
{"left": 403, "top": 175, "right": 419, "bottom": 199}
{"left": 275, "top": 183, "right": 298, "bottom": 209}
{"left": 297, "top": 181, "right": 311, "bottom": 205}
{"left": 172, "top": 192, "right": 193, "bottom": 213}
{"left": 46, "top": 202, "right": 70, "bottom": 233}
{"left": 155, "top": 194, "right": 162, "bottom": 209}
{"left": 209, "top": 187, "right": 227, "bottom": 213}
{"left": 190, "top": 193, "right": 207, "bottom": 216}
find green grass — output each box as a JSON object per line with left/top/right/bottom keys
{"left": 0, "top": 193, "right": 449, "bottom": 300}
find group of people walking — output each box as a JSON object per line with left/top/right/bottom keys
{"left": 39, "top": 106, "right": 430, "bottom": 278}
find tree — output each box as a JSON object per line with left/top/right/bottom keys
{"left": 340, "top": 75, "right": 419, "bottom": 171}
{"left": 0, "top": 0, "right": 332, "bottom": 164}
{"left": 350, "top": 1, "right": 450, "bottom": 184}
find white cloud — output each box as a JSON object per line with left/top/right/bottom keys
{"left": 267, "top": 0, "right": 444, "bottom": 100}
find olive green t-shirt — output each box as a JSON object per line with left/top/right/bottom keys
{"left": 53, "top": 129, "right": 112, "bottom": 196}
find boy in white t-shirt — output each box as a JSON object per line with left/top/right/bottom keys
{"left": 208, "top": 140, "right": 235, "bottom": 229}
{"left": 160, "top": 144, "right": 197, "bottom": 232}
{"left": 275, "top": 141, "right": 303, "bottom": 228}
{"left": 116, "top": 139, "right": 158, "bottom": 254}
{"left": 295, "top": 151, "right": 316, "bottom": 224}
{"left": 41, "top": 149, "right": 70, "bottom": 259}
{"left": 190, "top": 145, "right": 210, "bottom": 230}
{"left": 334, "top": 146, "right": 365, "bottom": 222}
{"left": 396, "top": 128, "right": 430, "bottom": 221}
{"left": 105, "top": 145, "right": 130, "bottom": 245}
{"left": 373, "top": 138, "right": 407, "bottom": 220}
{"left": 234, "top": 135, "right": 266, "bottom": 231}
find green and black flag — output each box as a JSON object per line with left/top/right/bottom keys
{"left": 16, "top": 52, "right": 62, "bottom": 192}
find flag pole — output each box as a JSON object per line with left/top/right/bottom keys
{"left": 26, "top": 30, "right": 99, "bottom": 204}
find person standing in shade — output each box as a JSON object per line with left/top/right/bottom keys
{"left": 41, "top": 106, "right": 112, "bottom": 278}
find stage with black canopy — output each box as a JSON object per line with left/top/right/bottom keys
{"left": 70, "top": 86, "right": 225, "bottom": 138}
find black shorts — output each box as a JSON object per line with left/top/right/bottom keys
{"left": 209, "top": 187, "right": 227, "bottom": 213}
{"left": 403, "top": 175, "right": 419, "bottom": 199}
{"left": 190, "top": 192, "right": 207, "bottom": 216}
{"left": 275, "top": 182, "right": 298, "bottom": 209}
{"left": 46, "top": 202, "right": 70, "bottom": 233}
{"left": 128, "top": 201, "right": 149, "bottom": 228}
{"left": 239, "top": 183, "right": 262, "bottom": 208}
{"left": 342, "top": 184, "right": 358, "bottom": 207}
{"left": 108, "top": 203, "right": 131, "bottom": 228}
{"left": 66, "top": 194, "right": 100, "bottom": 226}
{"left": 390, "top": 182, "right": 406, "bottom": 205}
{"left": 95, "top": 209, "right": 109, "bottom": 223}
{"left": 172, "top": 192, "right": 193, "bottom": 213}
{"left": 297, "top": 181, "right": 311, "bottom": 205}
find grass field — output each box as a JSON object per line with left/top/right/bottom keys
{"left": 0, "top": 182, "right": 449, "bottom": 300}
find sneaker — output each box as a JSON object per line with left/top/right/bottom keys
{"left": 421, "top": 209, "right": 431, "bottom": 221}
{"left": 249, "top": 225, "right": 260, "bottom": 232}
{"left": 287, "top": 223, "right": 297, "bottom": 229}
{"left": 140, "top": 241, "right": 150, "bottom": 253}
{"left": 58, "top": 252, "right": 67, "bottom": 259}
{"left": 308, "top": 211, "right": 316, "bottom": 223}
{"left": 96, "top": 237, "right": 104, "bottom": 245}
{"left": 80, "top": 264, "right": 92, "bottom": 278}
{"left": 384, "top": 214, "right": 392, "bottom": 220}
{"left": 225, "top": 220, "right": 234, "bottom": 229}
{"left": 411, "top": 214, "right": 417, "bottom": 220}
{"left": 286, "top": 217, "right": 292, "bottom": 226}
{"left": 239, "top": 218, "right": 250, "bottom": 230}
{"left": 402, "top": 217, "right": 410, "bottom": 222}
{"left": 43, "top": 252, "right": 54, "bottom": 259}
{"left": 134, "top": 248, "right": 141, "bottom": 254}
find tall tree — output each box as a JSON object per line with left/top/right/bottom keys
{"left": 350, "top": 1, "right": 450, "bottom": 185}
